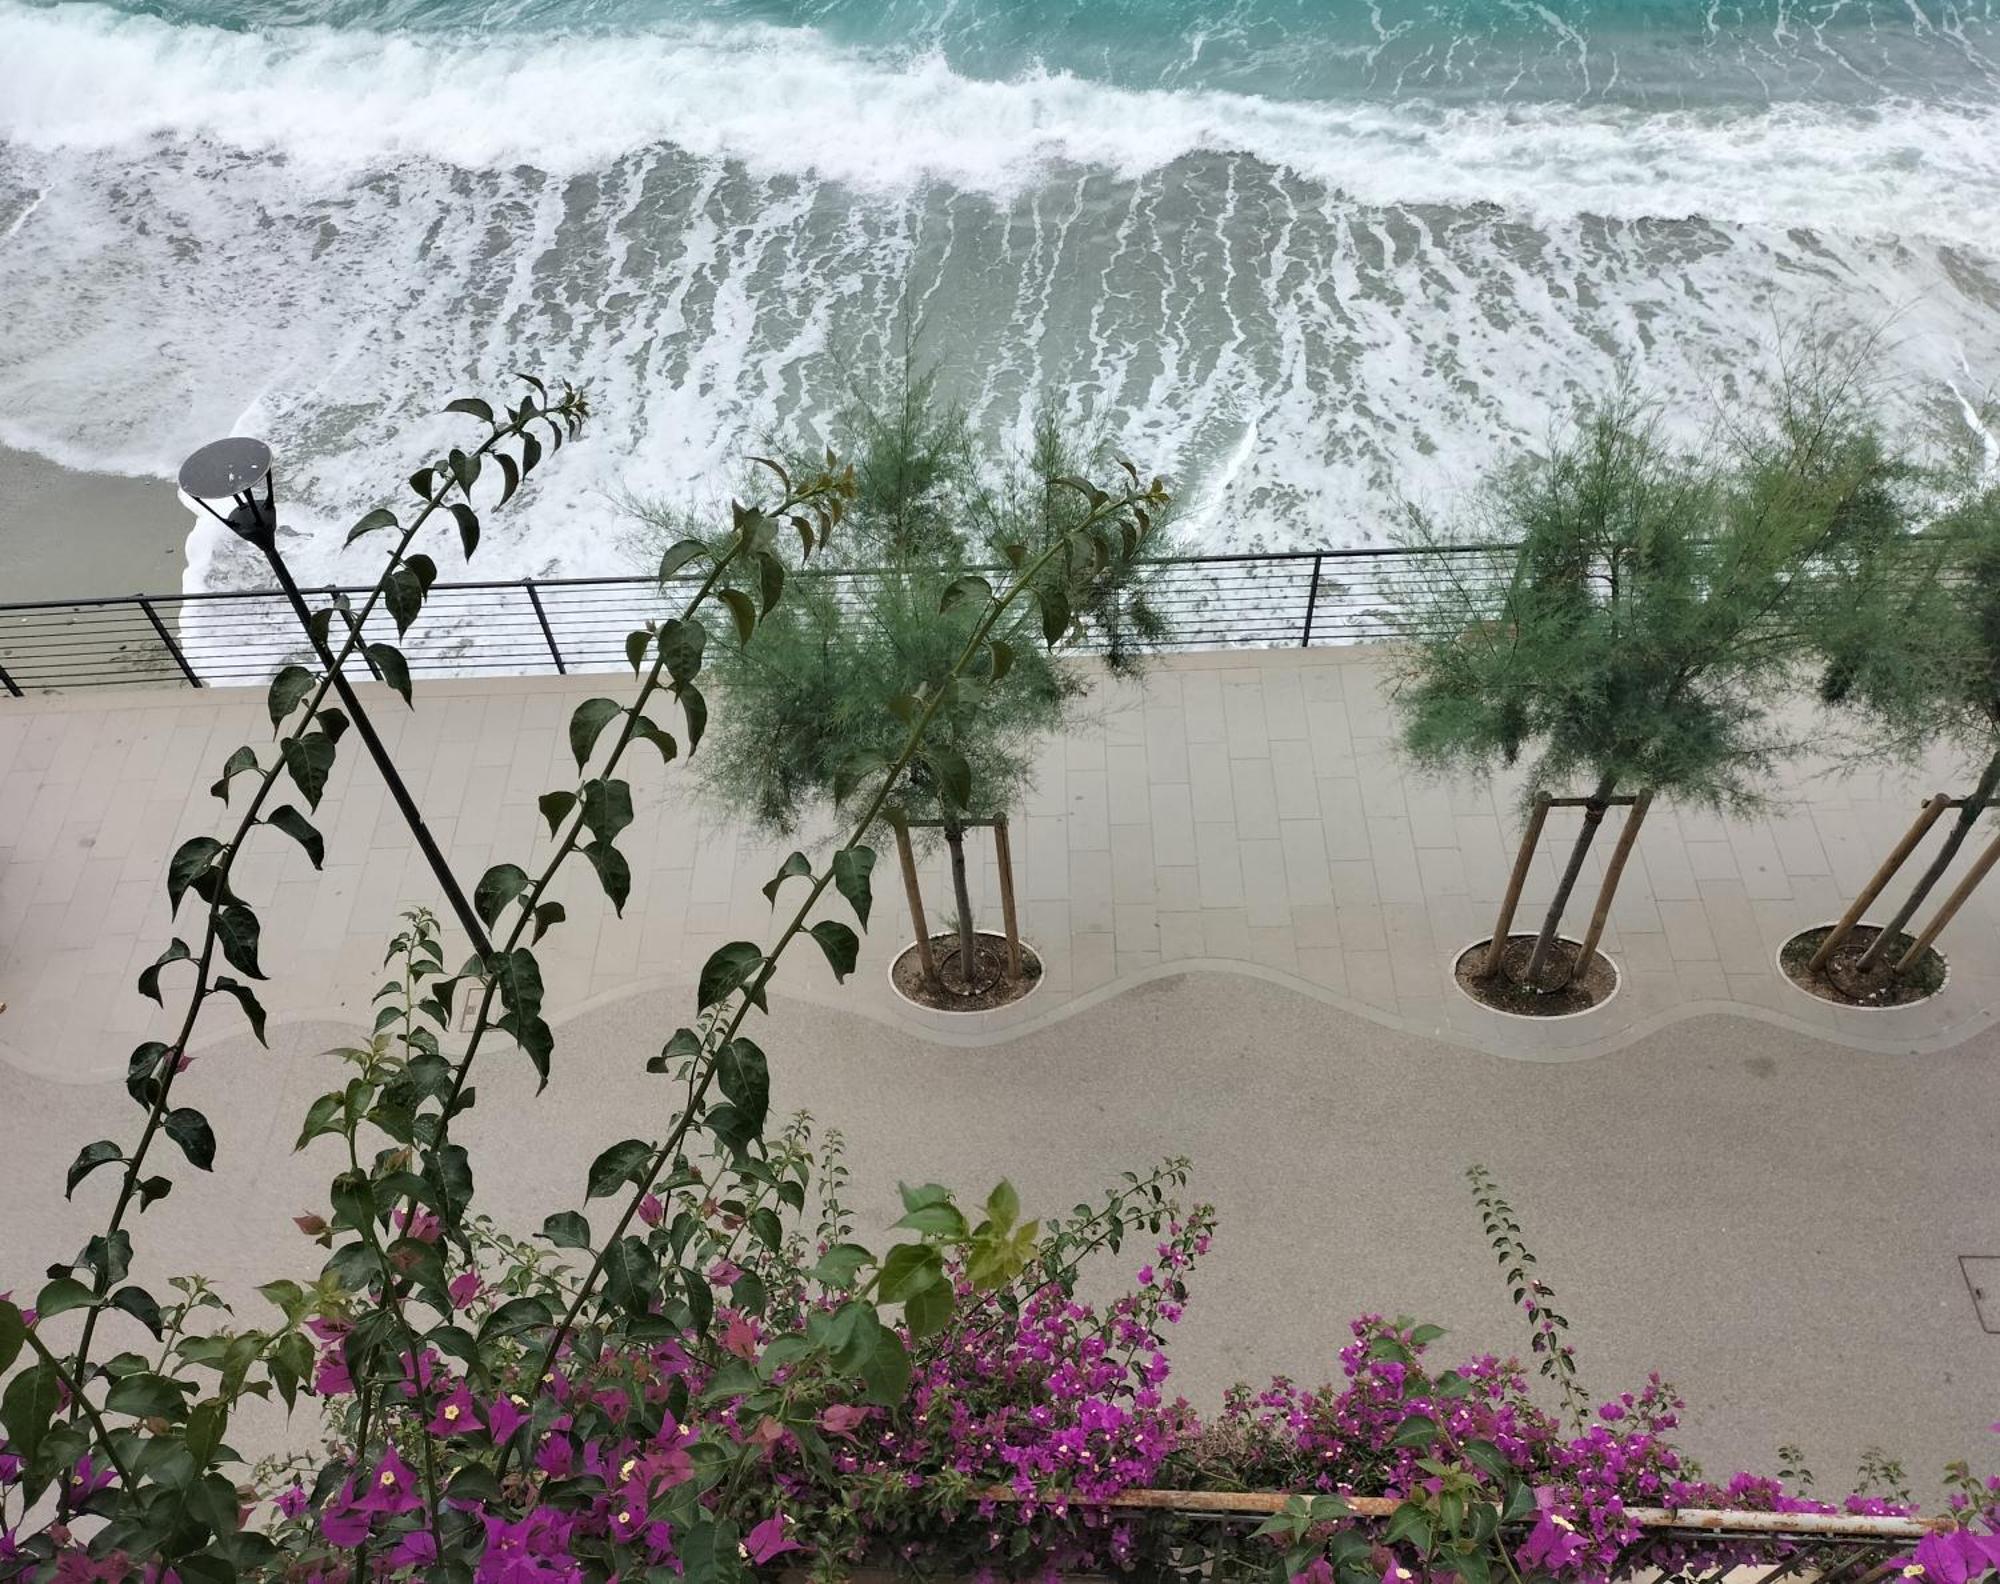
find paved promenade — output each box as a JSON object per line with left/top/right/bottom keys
{"left": 2, "top": 647, "right": 1998, "bottom": 1484}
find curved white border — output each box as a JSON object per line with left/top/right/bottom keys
{"left": 1774, "top": 923, "right": 1950, "bottom": 1014}
{"left": 884, "top": 932, "right": 1047, "bottom": 1016}
{"left": 1451, "top": 935, "right": 1622, "bottom": 1021}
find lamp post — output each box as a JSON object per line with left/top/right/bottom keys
{"left": 178, "top": 437, "right": 493, "bottom": 959}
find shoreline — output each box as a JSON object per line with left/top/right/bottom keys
{"left": 0, "top": 444, "right": 193, "bottom": 604}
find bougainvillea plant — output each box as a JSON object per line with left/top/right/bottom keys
{"left": 0, "top": 380, "right": 1993, "bottom": 1584}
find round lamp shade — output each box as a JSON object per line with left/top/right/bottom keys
{"left": 178, "top": 437, "right": 272, "bottom": 501}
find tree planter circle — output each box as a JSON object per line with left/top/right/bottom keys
{"left": 1453, "top": 935, "right": 1619, "bottom": 1018}
{"left": 889, "top": 930, "right": 1044, "bottom": 1013}
{"left": 1778, "top": 923, "right": 1948, "bottom": 1010}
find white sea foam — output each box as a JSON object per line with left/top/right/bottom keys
{"left": 2, "top": 0, "right": 1998, "bottom": 606}
{"left": 0, "top": 0, "right": 1996, "bottom": 243}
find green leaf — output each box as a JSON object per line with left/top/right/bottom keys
{"left": 631, "top": 714, "right": 678, "bottom": 765}
{"left": 105, "top": 1372, "right": 188, "bottom": 1420}
{"left": 445, "top": 396, "right": 495, "bottom": 424}
{"left": 833, "top": 750, "right": 886, "bottom": 804}
{"left": 569, "top": 697, "right": 624, "bottom": 769}
{"left": 893, "top": 1200, "right": 967, "bottom": 1239}
{"left": 580, "top": 778, "right": 634, "bottom": 844}
{"left": 538, "top": 788, "right": 576, "bottom": 835}
{"left": 164, "top": 1107, "right": 217, "bottom": 1171}
{"left": 280, "top": 733, "right": 336, "bottom": 810}
{"left": 587, "top": 1138, "right": 654, "bottom": 1200}
{"left": 137, "top": 938, "right": 192, "bottom": 1005}
{"left": 448, "top": 447, "right": 480, "bottom": 496}
{"left": 1, "top": 1360, "right": 61, "bottom": 1461}
{"left": 698, "top": 942, "right": 764, "bottom": 1011}
{"left": 0, "top": 1302, "right": 24, "bottom": 1375}
{"left": 212, "top": 976, "right": 268, "bottom": 1045}
{"left": 762, "top": 852, "right": 811, "bottom": 908}
{"left": 984, "top": 1180, "right": 1020, "bottom": 1234}
{"left": 717, "top": 587, "right": 756, "bottom": 645}
{"left": 716, "top": 1039, "right": 768, "bottom": 1134}
{"left": 755, "top": 549, "right": 785, "bottom": 614}
{"left": 475, "top": 863, "right": 531, "bottom": 929}
{"left": 1462, "top": 1439, "right": 1513, "bottom": 1481}
{"left": 366, "top": 642, "right": 412, "bottom": 705}
{"left": 267, "top": 664, "right": 317, "bottom": 730}
{"left": 583, "top": 842, "right": 631, "bottom": 915}
{"left": 345, "top": 506, "right": 397, "bottom": 546}
{"left": 903, "top": 1277, "right": 951, "bottom": 1340}
{"left": 926, "top": 746, "right": 971, "bottom": 811}
{"left": 385, "top": 564, "right": 426, "bottom": 635}
{"left": 209, "top": 744, "right": 259, "bottom": 804}
{"left": 659, "top": 618, "right": 707, "bottom": 684}
{"left": 679, "top": 681, "right": 708, "bottom": 754}
{"left": 601, "top": 1235, "right": 657, "bottom": 1316}
{"left": 1391, "top": 1414, "right": 1442, "bottom": 1449}
{"left": 136, "top": 1176, "right": 174, "bottom": 1210}
{"left": 877, "top": 1243, "right": 943, "bottom": 1303}
{"left": 185, "top": 1398, "right": 228, "bottom": 1465}
{"left": 858, "top": 1326, "right": 911, "bottom": 1405}
{"left": 450, "top": 502, "right": 480, "bottom": 558}
{"left": 216, "top": 904, "right": 265, "bottom": 980}
{"left": 658, "top": 538, "right": 707, "bottom": 581}
{"left": 1040, "top": 586, "right": 1072, "bottom": 646}
{"left": 530, "top": 900, "right": 566, "bottom": 945}
{"left": 810, "top": 1244, "right": 872, "bottom": 1292}
{"left": 831, "top": 846, "right": 875, "bottom": 929}
{"left": 168, "top": 837, "right": 224, "bottom": 915}
{"left": 65, "top": 1141, "right": 124, "bottom": 1199}
{"left": 110, "top": 1285, "right": 165, "bottom": 1340}
{"left": 496, "top": 451, "right": 521, "bottom": 505}
{"left": 625, "top": 627, "right": 651, "bottom": 675}
{"left": 540, "top": 1211, "right": 593, "bottom": 1250}
{"left": 940, "top": 573, "right": 992, "bottom": 612}
{"left": 264, "top": 805, "right": 324, "bottom": 869}
{"left": 809, "top": 920, "right": 859, "bottom": 983}
{"left": 35, "top": 1277, "right": 97, "bottom": 1319}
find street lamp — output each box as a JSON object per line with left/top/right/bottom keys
{"left": 179, "top": 437, "right": 493, "bottom": 958}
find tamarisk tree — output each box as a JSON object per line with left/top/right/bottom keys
{"left": 1814, "top": 470, "right": 2000, "bottom": 974}
{"left": 1389, "top": 383, "right": 1901, "bottom": 992}
{"left": 685, "top": 371, "right": 1170, "bottom": 993}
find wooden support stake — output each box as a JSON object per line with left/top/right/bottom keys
{"left": 1895, "top": 823, "right": 2000, "bottom": 974}
{"left": 1810, "top": 791, "right": 1951, "bottom": 972}
{"left": 1576, "top": 790, "right": 1651, "bottom": 970}
{"left": 892, "top": 819, "right": 938, "bottom": 988}
{"left": 993, "top": 816, "right": 1023, "bottom": 979}
{"left": 1483, "top": 795, "right": 1551, "bottom": 978}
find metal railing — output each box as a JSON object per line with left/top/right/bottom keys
{"left": 0, "top": 546, "right": 1515, "bottom": 697}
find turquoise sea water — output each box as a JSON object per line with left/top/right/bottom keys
{"left": 1, "top": 0, "right": 1996, "bottom": 586}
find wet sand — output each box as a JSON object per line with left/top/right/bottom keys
{"left": 0, "top": 444, "right": 192, "bottom": 604}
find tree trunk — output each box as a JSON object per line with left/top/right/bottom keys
{"left": 893, "top": 819, "right": 940, "bottom": 992}
{"left": 1855, "top": 747, "right": 2000, "bottom": 974}
{"left": 944, "top": 818, "right": 979, "bottom": 991}
{"left": 1521, "top": 775, "right": 1616, "bottom": 990}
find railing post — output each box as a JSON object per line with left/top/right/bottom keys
{"left": 1300, "top": 553, "right": 1323, "bottom": 648}
{"left": 524, "top": 579, "right": 566, "bottom": 674}
{"left": 138, "top": 596, "right": 203, "bottom": 688}
{"left": 0, "top": 654, "right": 20, "bottom": 698}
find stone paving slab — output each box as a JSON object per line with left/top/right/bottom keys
{"left": 3, "top": 646, "right": 1999, "bottom": 1083}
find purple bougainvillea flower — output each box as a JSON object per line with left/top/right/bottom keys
{"left": 721, "top": 1312, "right": 761, "bottom": 1360}
{"left": 428, "top": 1383, "right": 485, "bottom": 1437}
{"left": 65, "top": 1457, "right": 115, "bottom": 1499}
{"left": 318, "top": 1480, "right": 371, "bottom": 1547}
{"left": 393, "top": 1206, "right": 442, "bottom": 1244}
{"left": 388, "top": 1528, "right": 438, "bottom": 1570}
{"left": 313, "top": 1351, "right": 353, "bottom": 1398}
{"left": 818, "top": 1404, "right": 867, "bottom": 1438}
{"left": 1289, "top": 1563, "right": 1334, "bottom": 1584}
{"left": 638, "top": 1193, "right": 665, "bottom": 1228}
{"left": 1911, "top": 1530, "right": 2000, "bottom": 1584}
{"left": 448, "top": 1271, "right": 483, "bottom": 1310}
{"left": 274, "top": 1483, "right": 309, "bottom": 1521}
{"left": 487, "top": 1394, "right": 529, "bottom": 1447}
{"left": 708, "top": 1259, "right": 745, "bottom": 1287}
{"left": 354, "top": 1450, "right": 422, "bottom": 1516}
{"left": 0, "top": 1448, "right": 22, "bottom": 1486}
{"left": 741, "top": 1513, "right": 804, "bottom": 1565}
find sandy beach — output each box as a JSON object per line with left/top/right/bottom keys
{"left": 0, "top": 443, "right": 193, "bottom": 605}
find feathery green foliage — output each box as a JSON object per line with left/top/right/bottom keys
{"left": 1390, "top": 371, "right": 1904, "bottom": 986}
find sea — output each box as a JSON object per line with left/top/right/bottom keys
{"left": 1, "top": 0, "right": 1998, "bottom": 592}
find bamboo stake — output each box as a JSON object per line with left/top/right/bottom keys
{"left": 1482, "top": 794, "right": 1551, "bottom": 978}
{"left": 1810, "top": 792, "right": 1951, "bottom": 972}
{"left": 1575, "top": 789, "right": 1651, "bottom": 970}
{"left": 993, "top": 816, "right": 1023, "bottom": 979}
{"left": 1895, "top": 823, "right": 2000, "bottom": 974}
{"left": 892, "top": 818, "right": 938, "bottom": 989}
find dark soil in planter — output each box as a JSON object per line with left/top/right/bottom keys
{"left": 1454, "top": 935, "right": 1616, "bottom": 1017}
{"left": 1780, "top": 923, "right": 1946, "bottom": 1007}
{"left": 891, "top": 930, "right": 1043, "bottom": 1012}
